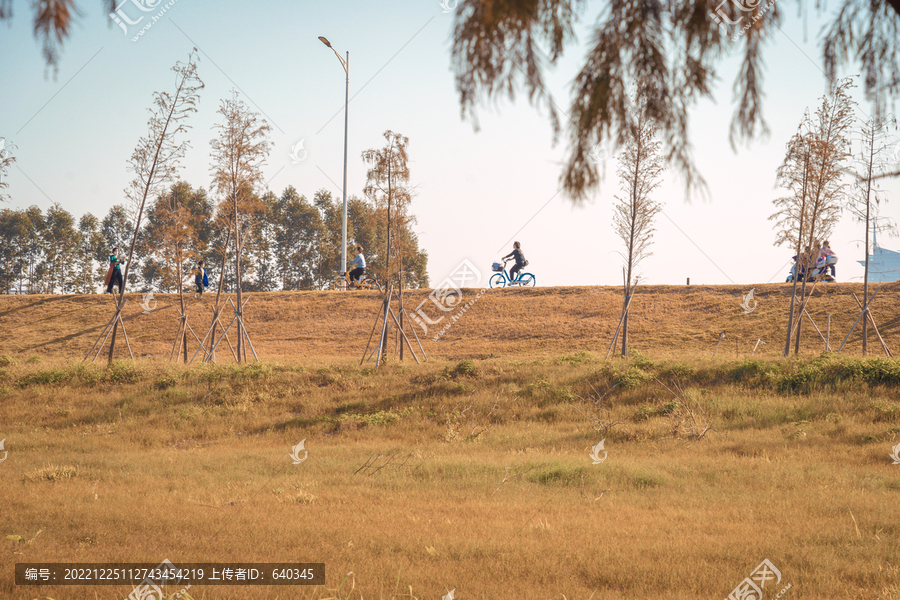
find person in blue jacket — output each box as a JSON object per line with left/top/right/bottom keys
{"left": 189, "top": 260, "right": 207, "bottom": 299}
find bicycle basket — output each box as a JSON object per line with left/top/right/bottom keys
{"left": 492, "top": 262, "right": 503, "bottom": 272}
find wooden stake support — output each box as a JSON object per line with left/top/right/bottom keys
{"left": 361, "top": 281, "right": 425, "bottom": 366}
{"left": 750, "top": 339, "right": 766, "bottom": 357}
{"left": 606, "top": 280, "right": 639, "bottom": 359}
{"left": 84, "top": 296, "right": 135, "bottom": 363}
{"left": 190, "top": 298, "right": 238, "bottom": 364}
{"left": 838, "top": 289, "right": 881, "bottom": 353}
{"left": 712, "top": 331, "right": 726, "bottom": 359}
{"left": 802, "top": 309, "right": 828, "bottom": 349}
{"left": 169, "top": 306, "right": 209, "bottom": 363}
{"left": 851, "top": 293, "right": 893, "bottom": 357}
{"left": 203, "top": 296, "right": 258, "bottom": 363}
{"left": 787, "top": 278, "right": 821, "bottom": 342}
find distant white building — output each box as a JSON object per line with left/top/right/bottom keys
{"left": 857, "top": 231, "right": 900, "bottom": 282}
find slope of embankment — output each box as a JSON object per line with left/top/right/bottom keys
{"left": 0, "top": 283, "right": 897, "bottom": 361}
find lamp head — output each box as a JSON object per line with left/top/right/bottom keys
{"left": 318, "top": 36, "right": 332, "bottom": 48}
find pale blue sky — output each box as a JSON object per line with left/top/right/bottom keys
{"left": 2, "top": 0, "right": 898, "bottom": 289}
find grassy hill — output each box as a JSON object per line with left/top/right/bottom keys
{"left": 1, "top": 282, "right": 898, "bottom": 361}
{"left": 2, "top": 284, "right": 900, "bottom": 599}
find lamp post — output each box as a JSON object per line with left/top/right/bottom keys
{"left": 318, "top": 36, "right": 350, "bottom": 275}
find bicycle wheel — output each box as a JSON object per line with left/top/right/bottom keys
{"left": 360, "top": 277, "right": 377, "bottom": 290}
{"left": 333, "top": 278, "right": 348, "bottom": 291}
{"left": 489, "top": 273, "right": 506, "bottom": 288}
{"left": 518, "top": 273, "right": 536, "bottom": 287}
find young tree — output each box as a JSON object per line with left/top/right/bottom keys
{"left": 139, "top": 181, "right": 213, "bottom": 291}
{"left": 362, "top": 131, "right": 415, "bottom": 286}
{"left": 347, "top": 194, "right": 428, "bottom": 290}
{"left": 770, "top": 78, "right": 856, "bottom": 355}
{"left": 100, "top": 50, "right": 203, "bottom": 362}
{"left": 611, "top": 104, "right": 665, "bottom": 356}
{"left": 210, "top": 89, "right": 271, "bottom": 362}
{"left": 363, "top": 131, "right": 419, "bottom": 361}
{"left": 158, "top": 185, "right": 201, "bottom": 362}
{"left": 390, "top": 225, "right": 429, "bottom": 289}
{"left": 844, "top": 116, "right": 899, "bottom": 353}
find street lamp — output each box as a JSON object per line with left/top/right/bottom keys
{"left": 319, "top": 35, "right": 350, "bottom": 275}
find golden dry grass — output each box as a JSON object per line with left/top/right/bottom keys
{"left": 1, "top": 282, "right": 898, "bottom": 362}
{"left": 1, "top": 286, "right": 900, "bottom": 599}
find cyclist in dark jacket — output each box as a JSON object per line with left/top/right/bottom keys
{"left": 503, "top": 241, "right": 526, "bottom": 282}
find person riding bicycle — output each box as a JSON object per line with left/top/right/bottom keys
{"left": 503, "top": 241, "right": 526, "bottom": 282}
{"left": 347, "top": 246, "right": 366, "bottom": 287}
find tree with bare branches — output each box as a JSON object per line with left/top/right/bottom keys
{"left": 362, "top": 130, "right": 417, "bottom": 361}
{"left": 770, "top": 78, "right": 855, "bottom": 356}
{"left": 92, "top": 49, "right": 202, "bottom": 364}
{"left": 154, "top": 185, "right": 204, "bottom": 362}
{"left": 611, "top": 101, "right": 664, "bottom": 357}
{"left": 210, "top": 90, "right": 271, "bottom": 362}
{"left": 844, "top": 116, "right": 899, "bottom": 353}
{"left": 362, "top": 131, "right": 415, "bottom": 285}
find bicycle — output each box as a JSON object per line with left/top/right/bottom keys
{"left": 489, "top": 258, "right": 536, "bottom": 288}
{"left": 333, "top": 270, "right": 377, "bottom": 291}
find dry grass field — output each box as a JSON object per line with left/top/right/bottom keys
{"left": 1, "top": 284, "right": 899, "bottom": 599}
{"left": 1, "top": 282, "right": 899, "bottom": 361}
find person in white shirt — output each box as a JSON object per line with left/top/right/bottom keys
{"left": 347, "top": 246, "right": 366, "bottom": 286}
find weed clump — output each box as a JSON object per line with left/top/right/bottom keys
{"left": 870, "top": 400, "right": 900, "bottom": 423}
{"left": 107, "top": 361, "right": 140, "bottom": 384}
{"left": 617, "top": 367, "right": 653, "bottom": 389}
{"left": 446, "top": 360, "right": 479, "bottom": 378}
{"left": 153, "top": 375, "right": 179, "bottom": 390}
{"left": 26, "top": 464, "right": 81, "bottom": 481}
